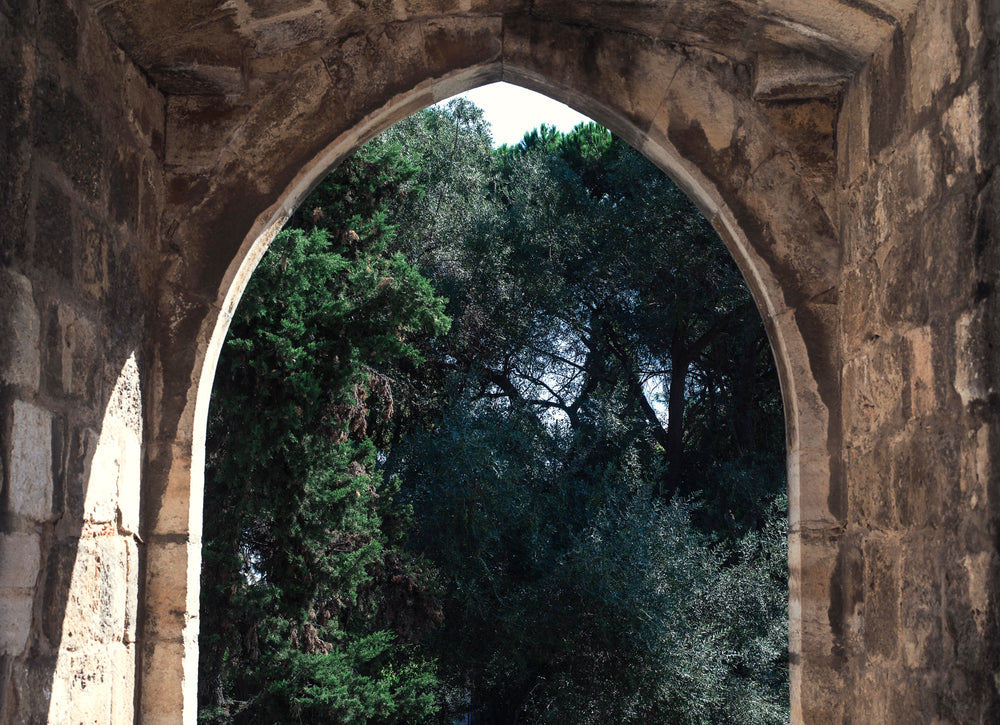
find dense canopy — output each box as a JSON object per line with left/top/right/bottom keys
{"left": 199, "top": 100, "right": 788, "bottom": 724}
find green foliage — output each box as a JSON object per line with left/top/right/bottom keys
{"left": 199, "top": 144, "right": 449, "bottom": 723}
{"left": 387, "top": 110, "right": 783, "bottom": 530}
{"left": 393, "top": 400, "right": 787, "bottom": 723}
{"left": 201, "top": 99, "right": 789, "bottom": 724}
{"left": 376, "top": 105, "right": 788, "bottom": 721}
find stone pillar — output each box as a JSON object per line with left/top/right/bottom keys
{"left": 0, "top": 0, "right": 165, "bottom": 721}
{"left": 835, "top": 0, "right": 1000, "bottom": 720}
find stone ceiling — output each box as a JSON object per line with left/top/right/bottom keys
{"left": 94, "top": 0, "right": 918, "bottom": 101}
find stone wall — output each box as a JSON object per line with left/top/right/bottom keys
{"left": 0, "top": 0, "right": 165, "bottom": 721}
{"left": 835, "top": 0, "right": 1000, "bottom": 720}
{"left": 1, "top": 0, "right": 1000, "bottom": 722}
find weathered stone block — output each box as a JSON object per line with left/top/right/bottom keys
{"left": 961, "top": 549, "right": 997, "bottom": 638}
{"left": 106, "top": 351, "right": 143, "bottom": 435}
{"left": 941, "top": 548, "right": 994, "bottom": 681}
{"left": 840, "top": 263, "right": 882, "bottom": 348}
{"left": 837, "top": 61, "right": 870, "bottom": 186}
{"left": 790, "top": 530, "right": 843, "bottom": 656}
{"left": 790, "top": 529, "right": 846, "bottom": 722}
{"left": 0, "top": 15, "right": 29, "bottom": 263}
{"left": 852, "top": 666, "right": 896, "bottom": 722}
{"left": 54, "top": 539, "right": 102, "bottom": 650}
{"left": 738, "top": 153, "right": 840, "bottom": 301}
{"left": 42, "top": 536, "right": 74, "bottom": 649}
{"left": 81, "top": 356, "right": 144, "bottom": 525}
{"left": 0, "top": 532, "right": 41, "bottom": 588}
{"left": 770, "top": 304, "right": 836, "bottom": 451}
{"left": 320, "top": 22, "right": 430, "bottom": 119}
{"left": 34, "top": 176, "right": 76, "bottom": 283}
{"left": 62, "top": 426, "right": 97, "bottom": 519}
{"left": 124, "top": 62, "right": 165, "bottom": 155}
{"left": 0, "top": 267, "right": 39, "bottom": 389}
{"left": 141, "top": 638, "right": 189, "bottom": 723}
{"left": 887, "top": 671, "right": 936, "bottom": 723}
{"left": 44, "top": 303, "right": 99, "bottom": 402}
{"left": 0, "top": 590, "right": 33, "bottom": 655}
{"left": 788, "top": 445, "right": 836, "bottom": 528}
{"left": 80, "top": 2, "right": 126, "bottom": 102}
{"left": 505, "top": 18, "right": 680, "bottom": 139}
{"left": 124, "top": 538, "right": 139, "bottom": 644}
{"left": 954, "top": 305, "right": 989, "bottom": 407}
{"left": 846, "top": 443, "right": 896, "bottom": 529}
{"left": 111, "top": 641, "right": 135, "bottom": 724}
{"left": 959, "top": 422, "right": 990, "bottom": 511}
{"left": 31, "top": 61, "right": 106, "bottom": 196}
{"left": 49, "top": 412, "right": 69, "bottom": 521}
{"left": 879, "top": 236, "right": 930, "bottom": 328}
{"left": 665, "top": 60, "right": 740, "bottom": 154}
{"left": 7, "top": 651, "right": 58, "bottom": 722}
{"left": 245, "top": 0, "right": 312, "bottom": 18}
{"left": 843, "top": 339, "right": 906, "bottom": 447}
{"left": 895, "top": 128, "right": 940, "bottom": 219}
{"left": 144, "top": 444, "right": 193, "bottom": 537}
{"left": 99, "top": 536, "right": 129, "bottom": 644}
{"left": 900, "top": 540, "right": 944, "bottom": 668}
{"left": 907, "top": 0, "right": 960, "bottom": 115}
{"left": 921, "top": 197, "right": 974, "bottom": 315}
{"left": 942, "top": 83, "right": 982, "bottom": 186}
{"left": 49, "top": 646, "right": 113, "bottom": 723}
{"left": 892, "top": 430, "right": 960, "bottom": 529}
{"left": 863, "top": 538, "right": 899, "bottom": 660}
{"left": 7, "top": 399, "right": 53, "bottom": 521}
{"left": 139, "top": 156, "right": 163, "bottom": 244}
{"left": 164, "top": 95, "right": 253, "bottom": 170}
{"left": 905, "top": 326, "right": 936, "bottom": 419}
{"left": 50, "top": 533, "right": 128, "bottom": 652}
{"left": 39, "top": 0, "right": 79, "bottom": 62}
{"left": 143, "top": 541, "right": 195, "bottom": 636}
{"left": 109, "top": 148, "right": 140, "bottom": 227}
{"left": 86, "top": 429, "right": 124, "bottom": 524}
{"left": 841, "top": 179, "right": 889, "bottom": 267}
{"left": 79, "top": 212, "right": 110, "bottom": 299}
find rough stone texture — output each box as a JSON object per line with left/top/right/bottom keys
{"left": 0, "top": 534, "right": 40, "bottom": 590}
{"left": 2, "top": 0, "right": 1000, "bottom": 722}
{"left": 0, "top": 270, "right": 39, "bottom": 391}
{"left": 0, "top": 595, "right": 33, "bottom": 657}
{"left": 0, "top": 533, "right": 40, "bottom": 660}
{"left": 6, "top": 400, "right": 53, "bottom": 522}
{"left": 0, "top": 0, "right": 160, "bottom": 721}
{"left": 834, "top": 0, "right": 1000, "bottom": 721}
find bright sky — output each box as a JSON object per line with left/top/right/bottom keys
{"left": 444, "top": 82, "right": 592, "bottom": 147}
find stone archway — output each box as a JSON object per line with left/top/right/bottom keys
{"left": 1, "top": 1, "right": 998, "bottom": 723}
{"left": 145, "top": 22, "right": 846, "bottom": 723}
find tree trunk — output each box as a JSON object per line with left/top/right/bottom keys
{"left": 664, "top": 356, "right": 689, "bottom": 490}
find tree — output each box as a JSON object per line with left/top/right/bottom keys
{"left": 390, "top": 118, "right": 783, "bottom": 533}
{"left": 199, "top": 141, "right": 449, "bottom": 723}
{"left": 200, "top": 100, "right": 789, "bottom": 723}
{"left": 378, "top": 112, "right": 788, "bottom": 721}
{"left": 393, "top": 395, "right": 787, "bottom": 723}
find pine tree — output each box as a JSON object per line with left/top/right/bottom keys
{"left": 198, "top": 142, "right": 449, "bottom": 724}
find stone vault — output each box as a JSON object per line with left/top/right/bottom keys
{"left": 1, "top": 0, "right": 999, "bottom": 722}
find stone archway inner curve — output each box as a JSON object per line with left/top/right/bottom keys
{"left": 143, "top": 31, "right": 844, "bottom": 723}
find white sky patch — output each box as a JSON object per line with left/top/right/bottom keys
{"left": 443, "top": 82, "right": 592, "bottom": 147}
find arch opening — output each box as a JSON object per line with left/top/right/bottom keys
{"left": 195, "top": 88, "right": 791, "bottom": 720}
{"left": 143, "top": 56, "right": 840, "bottom": 723}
